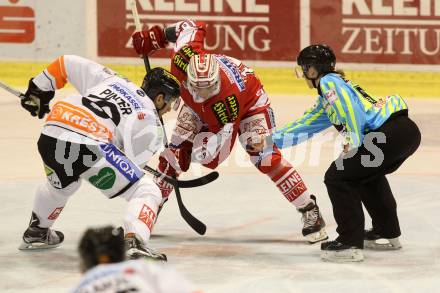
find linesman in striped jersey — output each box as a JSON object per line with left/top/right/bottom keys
{"left": 269, "top": 44, "right": 421, "bottom": 262}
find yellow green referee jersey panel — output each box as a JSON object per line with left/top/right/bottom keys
{"left": 273, "top": 73, "right": 408, "bottom": 149}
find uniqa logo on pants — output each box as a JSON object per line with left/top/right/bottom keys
{"left": 99, "top": 143, "right": 143, "bottom": 182}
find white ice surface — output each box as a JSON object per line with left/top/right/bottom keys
{"left": 0, "top": 93, "right": 439, "bottom": 292}
{"left": 1, "top": 174, "right": 440, "bottom": 293}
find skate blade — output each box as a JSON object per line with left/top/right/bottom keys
{"left": 126, "top": 249, "right": 167, "bottom": 263}
{"left": 18, "top": 241, "right": 61, "bottom": 251}
{"left": 306, "top": 228, "right": 329, "bottom": 244}
{"left": 321, "top": 248, "right": 364, "bottom": 263}
{"left": 364, "top": 238, "right": 402, "bottom": 251}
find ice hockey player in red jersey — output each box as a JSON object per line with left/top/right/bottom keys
{"left": 132, "top": 20, "right": 327, "bottom": 243}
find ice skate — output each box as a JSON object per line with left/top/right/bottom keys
{"left": 297, "top": 195, "right": 328, "bottom": 243}
{"left": 19, "top": 212, "right": 64, "bottom": 250}
{"left": 321, "top": 240, "right": 364, "bottom": 263}
{"left": 364, "top": 229, "right": 402, "bottom": 250}
{"left": 124, "top": 234, "right": 167, "bottom": 262}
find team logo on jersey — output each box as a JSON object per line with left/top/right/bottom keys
{"left": 99, "top": 144, "right": 143, "bottom": 183}
{"left": 48, "top": 207, "right": 64, "bottom": 220}
{"left": 44, "top": 164, "right": 62, "bottom": 189}
{"left": 374, "top": 97, "right": 389, "bottom": 109}
{"left": 138, "top": 204, "right": 156, "bottom": 231}
{"left": 47, "top": 102, "right": 113, "bottom": 140}
{"left": 108, "top": 83, "right": 144, "bottom": 110}
{"left": 212, "top": 101, "right": 228, "bottom": 125}
{"left": 217, "top": 56, "right": 246, "bottom": 92}
{"left": 136, "top": 89, "right": 145, "bottom": 97}
{"left": 181, "top": 45, "right": 196, "bottom": 59}
{"left": 211, "top": 95, "right": 240, "bottom": 125}
{"left": 173, "top": 45, "right": 197, "bottom": 74}
{"left": 325, "top": 89, "right": 338, "bottom": 105}
{"left": 88, "top": 167, "right": 116, "bottom": 190}
{"left": 276, "top": 170, "right": 307, "bottom": 202}
{"left": 241, "top": 115, "right": 267, "bottom": 135}
{"left": 226, "top": 95, "right": 239, "bottom": 121}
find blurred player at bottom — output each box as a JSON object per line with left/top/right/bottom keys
{"left": 18, "top": 55, "right": 181, "bottom": 262}
{"left": 71, "top": 226, "right": 201, "bottom": 293}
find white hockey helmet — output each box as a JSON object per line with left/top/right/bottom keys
{"left": 187, "top": 53, "right": 221, "bottom": 103}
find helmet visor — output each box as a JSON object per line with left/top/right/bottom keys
{"left": 294, "top": 65, "right": 304, "bottom": 79}
{"left": 188, "top": 78, "right": 221, "bottom": 103}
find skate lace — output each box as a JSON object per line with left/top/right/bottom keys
{"left": 302, "top": 207, "right": 319, "bottom": 227}
{"left": 143, "top": 245, "right": 162, "bottom": 257}
{"left": 46, "top": 230, "right": 57, "bottom": 243}
{"left": 130, "top": 239, "right": 163, "bottom": 258}
{"left": 25, "top": 227, "right": 58, "bottom": 244}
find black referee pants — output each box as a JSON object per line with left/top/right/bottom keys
{"left": 324, "top": 110, "right": 421, "bottom": 248}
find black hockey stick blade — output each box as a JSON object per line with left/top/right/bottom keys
{"left": 177, "top": 171, "right": 219, "bottom": 188}
{"left": 143, "top": 165, "right": 219, "bottom": 188}
{"left": 174, "top": 180, "right": 206, "bottom": 235}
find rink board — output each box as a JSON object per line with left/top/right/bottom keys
{"left": 1, "top": 61, "right": 440, "bottom": 99}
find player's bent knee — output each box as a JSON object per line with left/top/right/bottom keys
{"left": 43, "top": 180, "right": 81, "bottom": 198}
{"left": 257, "top": 153, "right": 282, "bottom": 173}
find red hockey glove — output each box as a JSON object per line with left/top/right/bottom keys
{"left": 132, "top": 25, "right": 167, "bottom": 56}
{"left": 153, "top": 143, "right": 193, "bottom": 199}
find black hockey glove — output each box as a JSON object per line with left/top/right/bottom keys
{"left": 21, "top": 78, "right": 55, "bottom": 119}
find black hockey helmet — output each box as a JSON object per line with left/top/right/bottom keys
{"left": 141, "top": 67, "right": 181, "bottom": 104}
{"left": 78, "top": 226, "right": 125, "bottom": 271}
{"left": 297, "top": 44, "right": 336, "bottom": 77}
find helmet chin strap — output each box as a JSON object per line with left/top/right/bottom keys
{"left": 303, "top": 69, "right": 326, "bottom": 89}
{"left": 156, "top": 101, "right": 172, "bottom": 117}
{"left": 154, "top": 95, "right": 168, "bottom": 116}
{"left": 304, "top": 74, "right": 319, "bottom": 88}
{"left": 156, "top": 103, "right": 166, "bottom": 112}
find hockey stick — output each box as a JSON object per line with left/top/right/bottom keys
{"left": 159, "top": 119, "right": 207, "bottom": 235}
{"left": 130, "top": 0, "right": 207, "bottom": 235}
{"left": 0, "top": 79, "right": 218, "bottom": 191}
{"left": 143, "top": 165, "right": 217, "bottom": 189}
{"left": 130, "top": 0, "right": 151, "bottom": 71}
{"left": 0, "top": 80, "right": 26, "bottom": 99}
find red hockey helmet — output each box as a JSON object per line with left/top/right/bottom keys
{"left": 187, "top": 53, "right": 221, "bottom": 103}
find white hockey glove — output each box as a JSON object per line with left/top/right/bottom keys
{"left": 192, "top": 123, "right": 234, "bottom": 162}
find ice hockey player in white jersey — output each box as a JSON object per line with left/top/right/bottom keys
{"left": 71, "top": 226, "right": 202, "bottom": 293}
{"left": 18, "top": 55, "right": 181, "bottom": 262}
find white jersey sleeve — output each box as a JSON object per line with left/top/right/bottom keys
{"left": 37, "top": 56, "right": 164, "bottom": 166}
{"left": 33, "top": 55, "right": 115, "bottom": 96}
{"left": 172, "top": 19, "right": 206, "bottom": 52}
{"left": 71, "top": 260, "right": 201, "bottom": 293}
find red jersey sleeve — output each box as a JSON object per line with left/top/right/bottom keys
{"left": 169, "top": 20, "right": 207, "bottom": 84}
{"left": 174, "top": 20, "right": 206, "bottom": 52}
